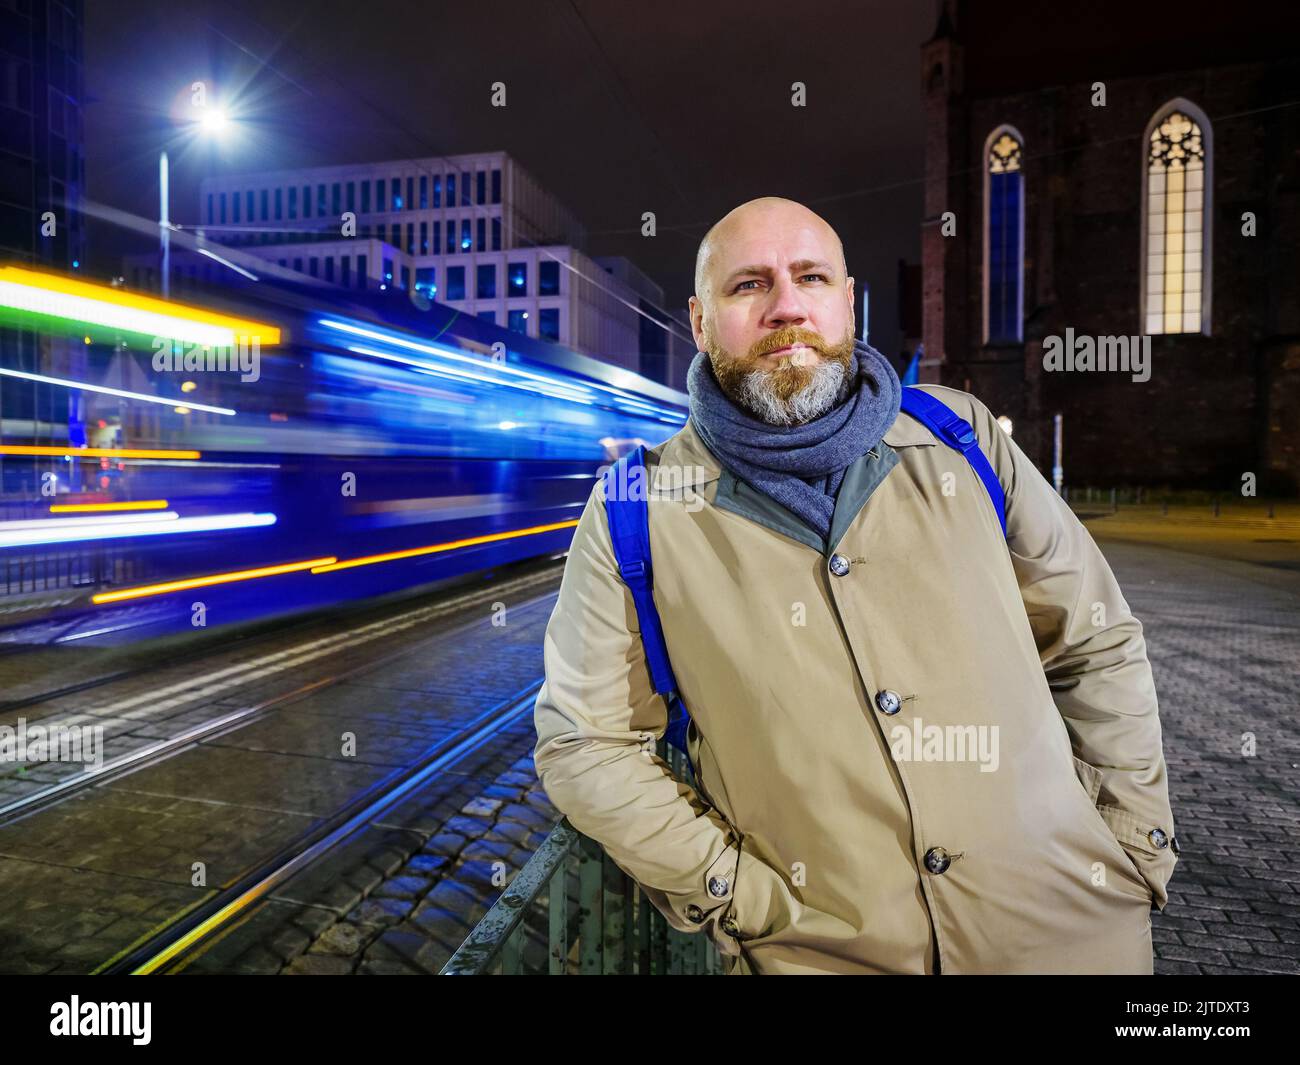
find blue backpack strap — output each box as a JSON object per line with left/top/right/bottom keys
{"left": 601, "top": 446, "right": 693, "bottom": 759}
{"left": 898, "top": 388, "right": 1007, "bottom": 537}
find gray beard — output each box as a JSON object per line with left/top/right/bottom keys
{"left": 731, "top": 359, "right": 854, "bottom": 427}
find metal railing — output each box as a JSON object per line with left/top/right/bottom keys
{"left": 441, "top": 743, "right": 724, "bottom": 975}
{"left": 1064, "top": 486, "right": 1299, "bottom": 518}
{"left": 0, "top": 544, "right": 151, "bottom": 598}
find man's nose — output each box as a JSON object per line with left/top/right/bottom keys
{"left": 761, "top": 277, "right": 810, "bottom": 328}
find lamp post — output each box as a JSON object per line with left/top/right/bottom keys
{"left": 159, "top": 150, "right": 170, "bottom": 298}
{"left": 159, "top": 104, "right": 232, "bottom": 298}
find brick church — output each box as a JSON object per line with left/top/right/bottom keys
{"left": 917, "top": 0, "right": 1300, "bottom": 493}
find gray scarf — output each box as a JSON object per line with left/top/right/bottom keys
{"left": 686, "top": 340, "right": 902, "bottom": 542}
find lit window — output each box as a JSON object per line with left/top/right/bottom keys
{"left": 983, "top": 126, "right": 1023, "bottom": 344}
{"left": 508, "top": 262, "right": 527, "bottom": 297}
{"left": 1143, "top": 101, "right": 1211, "bottom": 335}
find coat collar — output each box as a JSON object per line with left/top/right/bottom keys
{"left": 651, "top": 408, "right": 934, "bottom": 491}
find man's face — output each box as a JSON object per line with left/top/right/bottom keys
{"left": 689, "top": 204, "right": 856, "bottom": 426}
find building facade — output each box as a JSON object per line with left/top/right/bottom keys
{"left": 920, "top": 0, "right": 1300, "bottom": 492}
{"left": 0, "top": 0, "right": 87, "bottom": 460}
{"left": 191, "top": 151, "right": 693, "bottom": 388}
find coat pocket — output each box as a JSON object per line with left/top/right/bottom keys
{"left": 1073, "top": 756, "right": 1151, "bottom": 899}
{"left": 1071, "top": 754, "right": 1103, "bottom": 805}
{"left": 689, "top": 727, "right": 732, "bottom": 819}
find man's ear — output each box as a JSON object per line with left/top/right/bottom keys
{"left": 689, "top": 295, "right": 706, "bottom": 350}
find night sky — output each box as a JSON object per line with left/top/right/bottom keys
{"left": 84, "top": 0, "right": 935, "bottom": 358}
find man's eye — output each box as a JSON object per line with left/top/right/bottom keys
{"left": 800, "top": 274, "right": 828, "bottom": 283}
{"left": 734, "top": 279, "right": 761, "bottom": 291}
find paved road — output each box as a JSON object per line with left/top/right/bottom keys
{"left": 1088, "top": 530, "right": 1300, "bottom": 974}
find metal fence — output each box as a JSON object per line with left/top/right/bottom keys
{"left": 1064, "top": 486, "right": 1298, "bottom": 517}
{"left": 441, "top": 743, "right": 724, "bottom": 976}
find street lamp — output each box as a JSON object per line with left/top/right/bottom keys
{"left": 160, "top": 104, "right": 233, "bottom": 298}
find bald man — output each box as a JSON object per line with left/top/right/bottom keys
{"left": 533, "top": 196, "right": 1177, "bottom": 975}
{"left": 689, "top": 197, "right": 860, "bottom": 427}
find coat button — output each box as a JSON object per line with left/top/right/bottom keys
{"left": 875, "top": 689, "right": 903, "bottom": 715}
{"left": 1170, "top": 834, "right": 1181, "bottom": 857}
{"left": 686, "top": 904, "right": 705, "bottom": 923}
{"left": 707, "top": 875, "right": 730, "bottom": 897}
{"left": 829, "top": 553, "right": 851, "bottom": 577}
{"left": 720, "top": 915, "right": 740, "bottom": 937}
{"left": 1148, "top": 828, "right": 1170, "bottom": 850}
{"left": 923, "top": 846, "right": 951, "bottom": 875}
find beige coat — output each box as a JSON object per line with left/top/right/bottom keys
{"left": 533, "top": 385, "right": 1178, "bottom": 974}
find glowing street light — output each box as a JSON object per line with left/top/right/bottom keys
{"left": 160, "top": 97, "right": 238, "bottom": 298}
{"left": 198, "top": 106, "right": 229, "bottom": 136}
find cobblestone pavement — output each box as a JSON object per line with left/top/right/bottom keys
{"left": 181, "top": 709, "right": 561, "bottom": 974}
{"left": 1089, "top": 534, "right": 1300, "bottom": 974}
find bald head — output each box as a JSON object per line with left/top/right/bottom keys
{"left": 693, "top": 196, "right": 847, "bottom": 299}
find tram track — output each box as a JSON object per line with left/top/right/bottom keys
{"left": 97, "top": 679, "right": 543, "bottom": 975}
{"left": 0, "top": 559, "right": 563, "bottom": 826}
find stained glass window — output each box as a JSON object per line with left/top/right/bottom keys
{"left": 985, "top": 128, "right": 1023, "bottom": 344}
{"left": 1144, "top": 106, "right": 1208, "bottom": 334}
